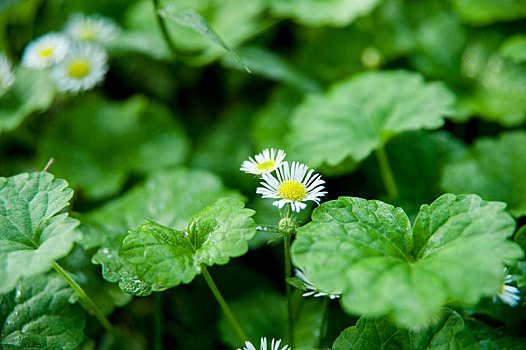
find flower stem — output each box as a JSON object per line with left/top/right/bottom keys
{"left": 52, "top": 261, "right": 114, "bottom": 334}
{"left": 200, "top": 264, "right": 247, "bottom": 344}
{"left": 375, "top": 146, "right": 399, "bottom": 201}
{"left": 317, "top": 297, "right": 329, "bottom": 348}
{"left": 154, "top": 293, "right": 163, "bottom": 350}
{"left": 283, "top": 233, "right": 294, "bottom": 347}
{"left": 150, "top": 0, "right": 179, "bottom": 57}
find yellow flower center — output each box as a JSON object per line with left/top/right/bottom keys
{"left": 278, "top": 181, "right": 307, "bottom": 202}
{"left": 40, "top": 48, "right": 54, "bottom": 57}
{"left": 79, "top": 27, "right": 96, "bottom": 40}
{"left": 256, "top": 160, "right": 275, "bottom": 171}
{"left": 68, "top": 60, "right": 91, "bottom": 78}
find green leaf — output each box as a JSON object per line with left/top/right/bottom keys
{"left": 94, "top": 198, "right": 255, "bottom": 296}
{"left": 291, "top": 194, "right": 523, "bottom": 328}
{"left": 38, "top": 94, "right": 189, "bottom": 200}
{"left": 0, "top": 67, "right": 55, "bottom": 133}
{"left": 159, "top": 5, "right": 250, "bottom": 72}
{"left": 332, "top": 309, "right": 476, "bottom": 350}
{"left": 451, "top": 0, "right": 526, "bottom": 25}
{"left": 268, "top": 0, "right": 382, "bottom": 27}
{"left": 82, "top": 168, "right": 242, "bottom": 250}
{"left": 500, "top": 35, "right": 526, "bottom": 63}
{"left": 464, "top": 318, "right": 526, "bottom": 350}
{"left": 0, "top": 273, "right": 86, "bottom": 349}
{"left": 123, "top": 0, "right": 271, "bottom": 65}
{"left": 441, "top": 131, "right": 526, "bottom": 217}
{"left": 221, "top": 46, "right": 322, "bottom": 92}
{"left": 287, "top": 70, "right": 455, "bottom": 168}
{"left": 0, "top": 172, "right": 81, "bottom": 294}
{"left": 0, "top": 0, "right": 22, "bottom": 14}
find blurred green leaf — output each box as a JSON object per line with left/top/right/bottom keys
{"left": 332, "top": 309, "right": 476, "bottom": 350}
{"left": 287, "top": 70, "right": 455, "bottom": 168}
{"left": 500, "top": 35, "right": 526, "bottom": 63}
{"left": 123, "top": 0, "right": 271, "bottom": 65}
{"left": 0, "top": 172, "right": 81, "bottom": 294}
{"left": 441, "top": 131, "right": 526, "bottom": 217}
{"left": 451, "top": 0, "right": 526, "bottom": 25}
{"left": 268, "top": 0, "right": 382, "bottom": 27}
{"left": 464, "top": 318, "right": 526, "bottom": 350}
{"left": 81, "top": 168, "right": 242, "bottom": 250}
{"left": 0, "top": 67, "right": 55, "bottom": 134}
{"left": 292, "top": 194, "right": 523, "bottom": 328}
{"left": 159, "top": 5, "right": 250, "bottom": 72}
{"left": 94, "top": 198, "right": 255, "bottom": 296}
{"left": 0, "top": 273, "right": 86, "bottom": 349}
{"left": 221, "top": 46, "right": 321, "bottom": 92}
{"left": 0, "top": 0, "right": 23, "bottom": 14}
{"left": 39, "top": 94, "right": 189, "bottom": 200}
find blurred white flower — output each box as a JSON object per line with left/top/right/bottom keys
{"left": 494, "top": 275, "right": 520, "bottom": 307}
{"left": 0, "top": 55, "right": 15, "bottom": 96}
{"left": 295, "top": 267, "right": 341, "bottom": 299}
{"left": 64, "top": 13, "right": 120, "bottom": 44}
{"left": 22, "top": 33, "right": 70, "bottom": 69}
{"left": 51, "top": 44, "right": 108, "bottom": 93}
{"left": 257, "top": 161, "right": 326, "bottom": 213}
{"left": 240, "top": 149, "right": 286, "bottom": 175}
{"left": 238, "top": 337, "right": 290, "bottom": 350}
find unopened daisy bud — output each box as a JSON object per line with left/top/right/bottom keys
{"left": 51, "top": 43, "right": 108, "bottom": 94}
{"left": 22, "top": 33, "right": 70, "bottom": 69}
{"left": 64, "top": 13, "right": 120, "bottom": 44}
{"left": 257, "top": 161, "right": 327, "bottom": 213}
{"left": 240, "top": 148, "right": 286, "bottom": 175}
{"left": 278, "top": 218, "right": 296, "bottom": 236}
{"left": 238, "top": 337, "right": 290, "bottom": 350}
{"left": 0, "top": 55, "right": 15, "bottom": 97}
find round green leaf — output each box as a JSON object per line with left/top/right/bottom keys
{"left": 441, "top": 131, "right": 526, "bottom": 218}
{"left": 0, "top": 273, "right": 86, "bottom": 349}
{"left": 95, "top": 198, "right": 256, "bottom": 296}
{"left": 287, "top": 70, "right": 455, "bottom": 168}
{"left": 292, "top": 194, "right": 523, "bottom": 328}
{"left": 332, "top": 309, "right": 475, "bottom": 349}
{"left": 0, "top": 172, "right": 81, "bottom": 294}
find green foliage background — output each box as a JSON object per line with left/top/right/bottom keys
{"left": 1, "top": 0, "right": 526, "bottom": 349}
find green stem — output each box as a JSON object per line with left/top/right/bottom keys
{"left": 317, "top": 298, "right": 329, "bottom": 348}
{"left": 150, "top": 0, "right": 179, "bottom": 57}
{"left": 375, "top": 146, "right": 399, "bottom": 201}
{"left": 200, "top": 264, "right": 247, "bottom": 344}
{"left": 284, "top": 234, "right": 294, "bottom": 347}
{"left": 52, "top": 262, "right": 114, "bottom": 334}
{"left": 154, "top": 293, "right": 163, "bottom": 350}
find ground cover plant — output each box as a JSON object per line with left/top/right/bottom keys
{"left": 1, "top": 0, "right": 526, "bottom": 349}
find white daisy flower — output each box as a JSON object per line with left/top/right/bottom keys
{"left": 64, "top": 13, "right": 120, "bottom": 44}
{"left": 494, "top": 275, "right": 520, "bottom": 307}
{"left": 238, "top": 337, "right": 290, "bottom": 350}
{"left": 295, "top": 267, "right": 341, "bottom": 299}
{"left": 257, "top": 161, "right": 326, "bottom": 213}
{"left": 21, "top": 33, "right": 70, "bottom": 69}
{"left": 51, "top": 44, "right": 108, "bottom": 93}
{"left": 240, "top": 149, "right": 286, "bottom": 175}
{"left": 0, "top": 55, "right": 15, "bottom": 96}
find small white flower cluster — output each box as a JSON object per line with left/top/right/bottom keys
{"left": 0, "top": 54, "right": 15, "bottom": 97}
{"left": 21, "top": 13, "right": 120, "bottom": 94}
{"left": 238, "top": 337, "right": 290, "bottom": 350}
{"left": 240, "top": 149, "right": 327, "bottom": 213}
